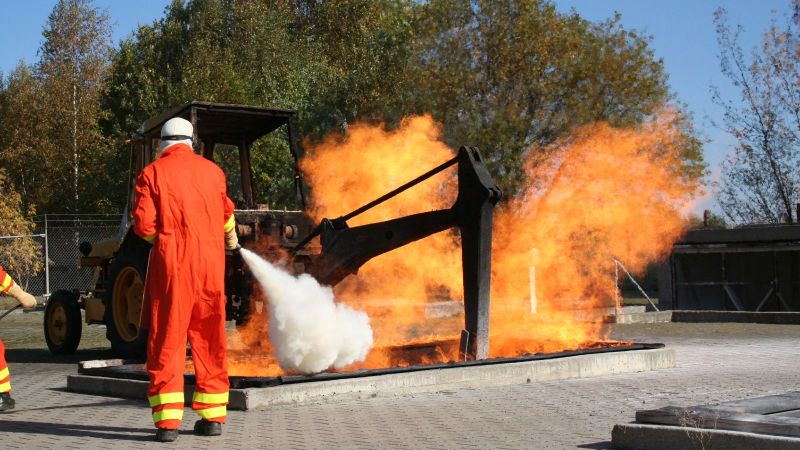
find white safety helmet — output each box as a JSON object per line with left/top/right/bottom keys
{"left": 158, "top": 117, "right": 194, "bottom": 154}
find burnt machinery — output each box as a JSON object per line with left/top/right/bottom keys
{"left": 293, "top": 146, "right": 501, "bottom": 359}
{"left": 658, "top": 224, "right": 800, "bottom": 311}
{"left": 43, "top": 101, "right": 501, "bottom": 361}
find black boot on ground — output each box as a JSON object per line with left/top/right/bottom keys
{"left": 0, "top": 392, "right": 15, "bottom": 411}
{"left": 155, "top": 428, "right": 179, "bottom": 442}
{"left": 194, "top": 419, "right": 222, "bottom": 436}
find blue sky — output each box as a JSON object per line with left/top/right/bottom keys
{"left": 0, "top": 0, "right": 171, "bottom": 75}
{"left": 0, "top": 0, "right": 793, "bottom": 213}
{"left": 552, "top": 0, "right": 793, "bottom": 212}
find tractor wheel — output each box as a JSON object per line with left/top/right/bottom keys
{"left": 104, "top": 248, "right": 149, "bottom": 359}
{"left": 44, "top": 290, "right": 82, "bottom": 354}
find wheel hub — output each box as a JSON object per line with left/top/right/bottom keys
{"left": 46, "top": 304, "right": 67, "bottom": 344}
{"left": 112, "top": 266, "right": 143, "bottom": 342}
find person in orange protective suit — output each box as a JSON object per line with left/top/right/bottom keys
{"left": 132, "top": 117, "right": 238, "bottom": 442}
{"left": 0, "top": 265, "right": 38, "bottom": 410}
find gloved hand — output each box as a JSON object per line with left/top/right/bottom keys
{"left": 7, "top": 283, "right": 37, "bottom": 308}
{"left": 225, "top": 228, "right": 239, "bottom": 251}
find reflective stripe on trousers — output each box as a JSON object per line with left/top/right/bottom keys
{"left": 149, "top": 391, "right": 184, "bottom": 428}
{"left": 192, "top": 391, "right": 228, "bottom": 421}
{"left": 0, "top": 338, "right": 10, "bottom": 393}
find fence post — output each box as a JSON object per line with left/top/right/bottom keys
{"left": 44, "top": 214, "right": 50, "bottom": 297}
{"left": 614, "top": 259, "right": 620, "bottom": 310}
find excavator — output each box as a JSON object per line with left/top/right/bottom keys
{"left": 42, "top": 101, "right": 500, "bottom": 361}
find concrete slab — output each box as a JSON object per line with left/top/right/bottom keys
{"left": 607, "top": 310, "right": 800, "bottom": 324}
{"left": 66, "top": 375, "right": 249, "bottom": 408}
{"left": 67, "top": 347, "right": 674, "bottom": 410}
{"left": 672, "top": 310, "right": 800, "bottom": 324}
{"left": 614, "top": 305, "right": 647, "bottom": 314}
{"left": 565, "top": 305, "right": 649, "bottom": 323}
{"left": 612, "top": 423, "right": 800, "bottom": 450}
{"left": 610, "top": 311, "right": 672, "bottom": 324}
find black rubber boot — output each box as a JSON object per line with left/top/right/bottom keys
{"left": 0, "top": 392, "right": 15, "bottom": 411}
{"left": 155, "top": 428, "right": 179, "bottom": 442}
{"left": 193, "top": 419, "right": 222, "bottom": 436}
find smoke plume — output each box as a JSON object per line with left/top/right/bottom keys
{"left": 240, "top": 249, "right": 373, "bottom": 374}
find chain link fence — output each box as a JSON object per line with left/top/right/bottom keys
{"left": 19, "top": 214, "right": 125, "bottom": 296}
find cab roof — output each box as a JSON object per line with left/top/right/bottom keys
{"left": 138, "top": 101, "right": 296, "bottom": 145}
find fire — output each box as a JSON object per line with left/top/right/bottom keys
{"left": 490, "top": 113, "right": 694, "bottom": 356}
{"left": 299, "top": 116, "right": 463, "bottom": 351}
{"left": 226, "top": 111, "right": 697, "bottom": 376}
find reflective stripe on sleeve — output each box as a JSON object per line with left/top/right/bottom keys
{"left": 0, "top": 381, "right": 10, "bottom": 392}
{"left": 143, "top": 233, "right": 157, "bottom": 243}
{"left": 192, "top": 391, "right": 229, "bottom": 404}
{"left": 196, "top": 405, "right": 226, "bottom": 420}
{"left": 223, "top": 214, "right": 236, "bottom": 233}
{"left": 148, "top": 392, "right": 184, "bottom": 407}
{"left": 0, "top": 367, "right": 9, "bottom": 380}
{"left": 152, "top": 408, "right": 184, "bottom": 423}
{"left": 0, "top": 273, "right": 13, "bottom": 292}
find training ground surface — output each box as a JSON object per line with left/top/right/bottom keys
{"left": 0, "top": 311, "right": 798, "bottom": 448}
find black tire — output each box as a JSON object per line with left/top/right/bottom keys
{"left": 104, "top": 247, "right": 149, "bottom": 359}
{"left": 44, "top": 290, "right": 82, "bottom": 354}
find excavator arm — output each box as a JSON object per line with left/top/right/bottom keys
{"left": 292, "top": 146, "right": 501, "bottom": 360}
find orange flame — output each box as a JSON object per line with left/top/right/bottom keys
{"left": 490, "top": 113, "right": 694, "bottom": 356}
{"left": 225, "top": 111, "right": 697, "bottom": 376}
{"left": 299, "top": 116, "right": 463, "bottom": 352}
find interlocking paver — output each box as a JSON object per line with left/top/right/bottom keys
{"left": 1, "top": 312, "right": 799, "bottom": 448}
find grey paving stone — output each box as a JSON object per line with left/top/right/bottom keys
{"left": 0, "top": 314, "right": 799, "bottom": 448}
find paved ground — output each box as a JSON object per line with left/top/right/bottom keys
{"left": 0, "top": 311, "right": 799, "bottom": 448}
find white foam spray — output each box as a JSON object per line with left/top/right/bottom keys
{"left": 239, "top": 248, "right": 373, "bottom": 374}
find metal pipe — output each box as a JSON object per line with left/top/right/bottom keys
{"left": 286, "top": 120, "right": 307, "bottom": 209}
{"left": 291, "top": 154, "right": 459, "bottom": 253}
{"left": 339, "top": 154, "right": 459, "bottom": 223}
{"left": 614, "top": 259, "right": 659, "bottom": 312}
{"left": 44, "top": 214, "right": 50, "bottom": 297}
{"left": 239, "top": 140, "right": 255, "bottom": 208}
{"left": 0, "top": 234, "right": 46, "bottom": 239}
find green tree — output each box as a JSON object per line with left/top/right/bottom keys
{"left": 102, "top": 0, "right": 416, "bottom": 209}
{"left": 291, "top": 0, "right": 417, "bottom": 137}
{"left": 103, "top": 0, "right": 315, "bottom": 209}
{"left": 406, "top": 0, "right": 702, "bottom": 195}
{"left": 101, "top": 0, "right": 703, "bottom": 208}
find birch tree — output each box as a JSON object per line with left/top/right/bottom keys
{"left": 37, "top": 0, "right": 113, "bottom": 213}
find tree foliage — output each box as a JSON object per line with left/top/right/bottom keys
{"left": 407, "top": 1, "right": 680, "bottom": 194}
{"left": 41, "top": 0, "right": 116, "bottom": 213}
{"left": 713, "top": 3, "right": 800, "bottom": 224}
{"left": 1, "top": 0, "right": 704, "bottom": 213}
{"left": 0, "top": 64, "right": 50, "bottom": 211}
{"left": 102, "top": 0, "right": 417, "bottom": 208}
{"left": 0, "top": 0, "right": 115, "bottom": 214}
{"left": 0, "top": 170, "right": 43, "bottom": 289}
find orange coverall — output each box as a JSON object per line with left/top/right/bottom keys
{"left": 0, "top": 266, "right": 16, "bottom": 394}
{"left": 132, "top": 142, "right": 235, "bottom": 430}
